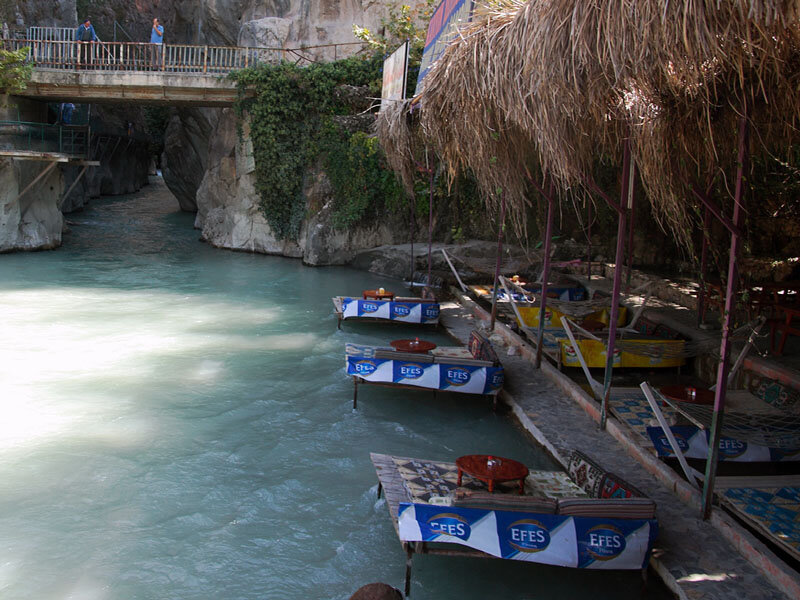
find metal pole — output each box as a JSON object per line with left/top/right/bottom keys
{"left": 587, "top": 200, "right": 592, "bottom": 279}
{"left": 490, "top": 194, "right": 507, "bottom": 331}
{"left": 600, "top": 139, "right": 631, "bottom": 430}
{"left": 625, "top": 163, "right": 636, "bottom": 290}
{"left": 697, "top": 205, "right": 712, "bottom": 327}
{"left": 535, "top": 182, "right": 555, "bottom": 368}
{"left": 409, "top": 198, "right": 415, "bottom": 282}
{"left": 427, "top": 155, "right": 434, "bottom": 289}
{"left": 702, "top": 106, "right": 749, "bottom": 520}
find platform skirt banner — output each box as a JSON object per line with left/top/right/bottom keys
{"left": 398, "top": 503, "right": 657, "bottom": 569}
{"left": 346, "top": 356, "right": 503, "bottom": 395}
{"left": 647, "top": 426, "right": 800, "bottom": 462}
{"left": 341, "top": 298, "right": 440, "bottom": 324}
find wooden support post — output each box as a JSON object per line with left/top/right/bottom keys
{"left": 490, "top": 194, "right": 507, "bottom": 331}
{"left": 600, "top": 139, "right": 631, "bottom": 430}
{"left": 404, "top": 544, "right": 414, "bottom": 598}
{"left": 58, "top": 165, "right": 88, "bottom": 209}
{"left": 352, "top": 377, "right": 358, "bottom": 409}
{"left": 703, "top": 106, "right": 749, "bottom": 520}
{"left": 536, "top": 182, "right": 555, "bottom": 368}
{"left": 16, "top": 161, "right": 58, "bottom": 203}
{"left": 441, "top": 248, "right": 467, "bottom": 292}
{"left": 641, "top": 382, "right": 699, "bottom": 488}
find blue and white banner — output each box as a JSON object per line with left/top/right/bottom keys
{"left": 646, "top": 426, "right": 800, "bottom": 462}
{"left": 398, "top": 503, "right": 657, "bottom": 570}
{"left": 346, "top": 356, "right": 503, "bottom": 395}
{"left": 341, "top": 298, "right": 440, "bottom": 324}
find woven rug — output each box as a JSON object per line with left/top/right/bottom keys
{"left": 391, "top": 457, "right": 585, "bottom": 503}
{"left": 721, "top": 486, "right": 800, "bottom": 560}
{"left": 608, "top": 388, "right": 678, "bottom": 443}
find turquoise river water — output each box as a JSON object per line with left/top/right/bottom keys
{"left": 0, "top": 180, "right": 669, "bottom": 599}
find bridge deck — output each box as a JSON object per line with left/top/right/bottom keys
{"left": 6, "top": 37, "right": 364, "bottom": 105}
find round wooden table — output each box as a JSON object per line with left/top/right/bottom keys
{"left": 390, "top": 338, "right": 437, "bottom": 353}
{"left": 456, "top": 454, "right": 529, "bottom": 494}
{"left": 659, "top": 384, "right": 715, "bottom": 405}
{"left": 362, "top": 289, "right": 395, "bottom": 300}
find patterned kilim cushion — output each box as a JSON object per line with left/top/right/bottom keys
{"left": 722, "top": 486, "right": 800, "bottom": 559}
{"left": 598, "top": 472, "right": 645, "bottom": 499}
{"left": 749, "top": 377, "right": 800, "bottom": 414}
{"left": 392, "top": 458, "right": 586, "bottom": 503}
{"left": 469, "top": 330, "right": 499, "bottom": 364}
{"left": 566, "top": 450, "right": 607, "bottom": 498}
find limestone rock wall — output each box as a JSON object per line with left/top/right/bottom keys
{"left": 0, "top": 158, "right": 64, "bottom": 251}
{"left": 161, "top": 0, "right": 406, "bottom": 264}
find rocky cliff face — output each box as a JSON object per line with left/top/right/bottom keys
{"left": 0, "top": 157, "right": 64, "bottom": 251}
{"left": 161, "top": 0, "right": 403, "bottom": 264}
{"left": 186, "top": 107, "right": 407, "bottom": 264}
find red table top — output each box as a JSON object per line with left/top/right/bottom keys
{"left": 456, "top": 455, "right": 529, "bottom": 483}
{"left": 363, "top": 289, "right": 395, "bottom": 300}
{"left": 390, "top": 339, "right": 437, "bottom": 353}
{"left": 659, "top": 385, "right": 715, "bottom": 406}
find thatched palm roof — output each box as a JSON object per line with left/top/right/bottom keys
{"left": 377, "top": 0, "right": 800, "bottom": 249}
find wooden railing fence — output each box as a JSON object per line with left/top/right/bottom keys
{"left": 2, "top": 38, "right": 367, "bottom": 74}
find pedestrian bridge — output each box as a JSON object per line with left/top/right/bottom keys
{"left": 6, "top": 33, "right": 364, "bottom": 106}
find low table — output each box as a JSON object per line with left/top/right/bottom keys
{"left": 363, "top": 289, "right": 395, "bottom": 300}
{"left": 456, "top": 454, "right": 529, "bottom": 494}
{"left": 659, "top": 384, "right": 715, "bottom": 406}
{"left": 390, "top": 338, "right": 437, "bottom": 353}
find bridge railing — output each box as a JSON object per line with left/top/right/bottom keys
{"left": 3, "top": 38, "right": 367, "bottom": 74}
{"left": 0, "top": 120, "right": 90, "bottom": 158}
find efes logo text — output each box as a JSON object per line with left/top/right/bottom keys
{"left": 354, "top": 360, "right": 378, "bottom": 376}
{"left": 508, "top": 519, "right": 551, "bottom": 553}
{"left": 427, "top": 514, "right": 471, "bottom": 540}
{"left": 399, "top": 363, "right": 424, "bottom": 379}
{"left": 424, "top": 305, "right": 440, "bottom": 319}
{"left": 361, "top": 302, "right": 379, "bottom": 313}
{"left": 718, "top": 438, "right": 747, "bottom": 458}
{"left": 445, "top": 367, "right": 471, "bottom": 386}
{"left": 393, "top": 304, "right": 411, "bottom": 317}
{"left": 659, "top": 433, "right": 689, "bottom": 452}
{"left": 586, "top": 525, "right": 627, "bottom": 560}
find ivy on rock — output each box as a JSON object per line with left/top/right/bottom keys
{"left": 232, "top": 55, "right": 403, "bottom": 240}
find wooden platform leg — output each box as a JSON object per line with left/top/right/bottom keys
{"left": 377, "top": 482, "right": 383, "bottom": 499}
{"left": 404, "top": 544, "right": 414, "bottom": 598}
{"left": 353, "top": 377, "right": 358, "bottom": 409}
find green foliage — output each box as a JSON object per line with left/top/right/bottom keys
{"left": 0, "top": 47, "right": 33, "bottom": 100}
{"left": 321, "top": 124, "right": 405, "bottom": 229}
{"left": 233, "top": 55, "right": 400, "bottom": 239}
{"left": 353, "top": 1, "right": 434, "bottom": 56}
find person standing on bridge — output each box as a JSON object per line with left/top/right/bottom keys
{"left": 150, "top": 18, "right": 164, "bottom": 71}
{"left": 75, "top": 18, "right": 98, "bottom": 69}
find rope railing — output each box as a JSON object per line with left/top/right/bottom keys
{"left": 2, "top": 38, "right": 367, "bottom": 74}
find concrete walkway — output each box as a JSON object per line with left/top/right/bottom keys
{"left": 438, "top": 294, "right": 797, "bottom": 600}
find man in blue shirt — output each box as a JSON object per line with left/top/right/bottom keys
{"left": 150, "top": 17, "right": 164, "bottom": 70}
{"left": 75, "top": 18, "right": 97, "bottom": 68}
